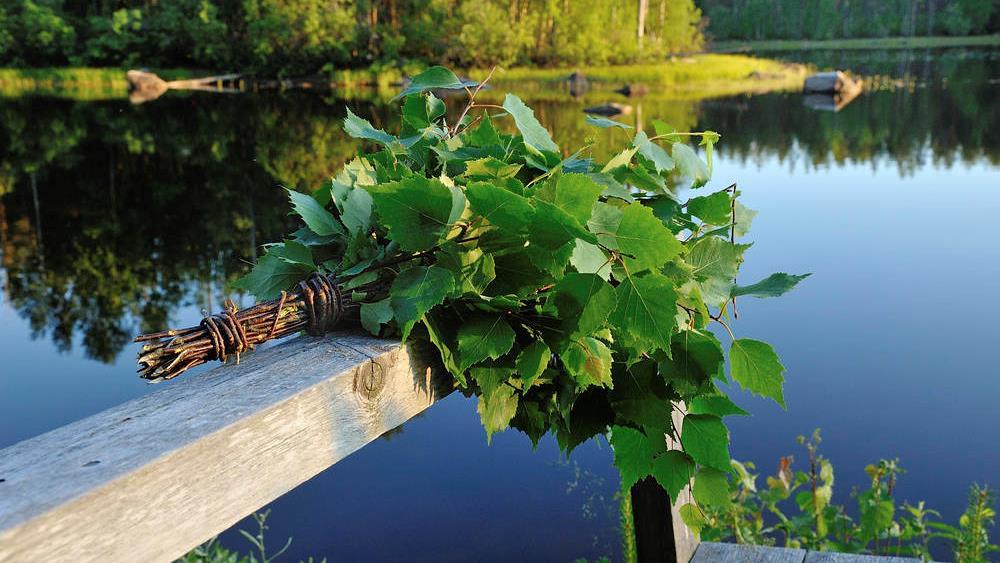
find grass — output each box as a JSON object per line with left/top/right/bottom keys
{"left": 711, "top": 34, "right": 1000, "bottom": 53}
{"left": 1, "top": 54, "right": 810, "bottom": 102}
{"left": 466, "top": 54, "right": 810, "bottom": 101}
{"left": 0, "top": 67, "right": 197, "bottom": 100}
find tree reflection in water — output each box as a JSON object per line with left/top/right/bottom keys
{"left": 1, "top": 48, "right": 995, "bottom": 362}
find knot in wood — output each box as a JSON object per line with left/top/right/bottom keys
{"left": 354, "top": 359, "right": 386, "bottom": 402}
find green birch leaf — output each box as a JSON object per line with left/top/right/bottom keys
{"left": 570, "top": 240, "right": 612, "bottom": 280}
{"left": 686, "top": 237, "right": 750, "bottom": 308}
{"left": 602, "top": 146, "right": 638, "bottom": 172}
{"left": 860, "top": 496, "right": 895, "bottom": 540}
{"left": 502, "top": 93, "right": 559, "bottom": 155}
{"left": 553, "top": 273, "right": 617, "bottom": 338}
{"left": 339, "top": 187, "right": 373, "bottom": 235}
{"left": 233, "top": 253, "right": 311, "bottom": 300}
{"left": 470, "top": 364, "right": 512, "bottom": 395}
{"left": 633, "top": 130, "right": 674, "bottom": 173}
{"left": 422, "top": 312, "right": 461, "bottom": 378}
{"left": 681, "top": 414, "right": 731, "bottom": 471}
{"left": 612, "top": 203, "right": 685, "bottom": 273}
{"left": 652, "top": 120, "right": 677, "bottom": 138}
{"left": 663, "top": 330, "right": 726, "bottom": 385}
{"left": 530, "top": 201, "right": 598, "bottom": 249}
{"left": 463, "top": 157, "right": 522, "bottom": 181}
{"left": 729, "top": 338, "right": 786, "bottom": 408}
{"left": 266, "top": 240, "right": 315, "bottom": 268}
{"left": 610, "top": 273, "right": 678, "bottom": 357}
{"left": 693, "top": 467, "right": 732, "bottom": 508}
{"left": 587, "top": 201, "right": 624, "bottom": 249}
{"left": 477, "top": 385, "right": 519, "bottom": 441}
{"left": 367, "top": 176, "right": 455, "bottom": 252}
{"left": 672, "top": 143, "right": 710, "bottom": 187}
{"left": 515, "top": 341, "right": 550, "bottom": 389}
{"left": 590, "top": 172, "right": 635, "bottom": 202}
{"left": 534, "top": 173, "right": 604, "bottom": 224}
{"left": 426, "top": 93, "right": 446, "bottom": 122}
{"left": 343, "top": 107, "right": 397, "bottom": 145}
{"left": 687, "top": 190, "right": 732, "bottom": 226}
{"left": 610, "top": 426, "right": 654, "bottom": 490}
{"left": 733, "top": 200, "right": 757, "bottom": 238}
{"left": 699, "top": 131, "right": 721, "bottom": 176}
{"left": 463, "top": 112, "right": 503, "bottom": 147}
{"left": 586, "top": 115, "right": 632, "bottom": 129}
{"left": 679, "top": 504, "right": 707, "bottom": 533}
{"left": 435, "top": 246, "right": 496, "bottom": 296}
{"left": 402, "top": 94, "right": 432, "bottom": 130}
{"left": 394, "top": 66, "right": 478, "bottom": 100}
{"left": 457, "top": 314, "right": 516, "bottom": 371}
{"left": 360, "top": 298, "right": 393, "bottom": 335}
{"left": 732, "top": 273, "right": 811, "bottom": 299}
{"left": 689, "top": 395, "right": 749, "bottom": 417}
{"left": 390, "top": 266, "right": 454, "bottom": 339}
{"left": 561, "top": 337, "right": 613, "bottom": 389}
{"left": 466, "top": 181, "right": 534, "bottom": 234}
{"left": 652, "top": 451, "right": 696, "bottom": 500}
{"left": 610, "top": 362, "right": 673, "bottom": 437}
{"left": 401, "top": 92, "right": 446, "bottom": 131}
{"left": 286, "top": 189, "right": 344, "bottom": 237}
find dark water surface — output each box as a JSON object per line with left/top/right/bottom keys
{"left": 1, "top": 48, "right": 997, "bottom": 560}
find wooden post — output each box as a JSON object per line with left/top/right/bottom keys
{"left": 631, "top": 477, "right": 678, "bottom": 562}
{"left": 628, "top": 405, "right": 698, "bottom": 563}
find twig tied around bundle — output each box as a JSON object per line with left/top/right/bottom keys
{"left": 134, "top": 273, "right": 387, "bottom": 381}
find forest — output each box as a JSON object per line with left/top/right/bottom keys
{"left": 0, "top": 0, "right": 703, "bottom": 73}
{"left": 700, "top": 0, "right": 998, "bottom": 41}
{"left": 2, "top": 1, "right": 996, "bottom": 74}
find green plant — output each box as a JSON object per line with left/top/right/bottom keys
{"left": 179, "top": 510, "right": 325, "bottom": 563}
{"left": 695, "top": 430, "right": 998, "bottom": 562}
{"left": 231, "top": 65, "right": 808, "bottom": 516}
{"left": 930, "top": 486, "right": 1000, "bottom": 562}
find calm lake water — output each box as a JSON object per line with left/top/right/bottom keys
{"left": 1, "top": 48, "right": 997, "bottom": 561}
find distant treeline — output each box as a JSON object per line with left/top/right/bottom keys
{"left": 0, "top": 0, "right": 702, "bottom": 73}
{"left": 700, "top": 0, "right": 998, "bottom": 41}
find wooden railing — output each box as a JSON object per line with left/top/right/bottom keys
{"left": 0, "top": 334, "right": 450, "bottom": 562}
{"left": 0, "top": 332, "right": 924, "bottom": 563}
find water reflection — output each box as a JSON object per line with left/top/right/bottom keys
{"left": 3, "top": 53, "right": 995, "bottom": 363}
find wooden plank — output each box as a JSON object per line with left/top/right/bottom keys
{"left": 691, "top": 542, "right": 807, "bottom": 563}
{"left": 804, "top": 552, "right": 926, "bottom": 563}
{"left": 0, "top": 333, "right": 451, "bottom": 563}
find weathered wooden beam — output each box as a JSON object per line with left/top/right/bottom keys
{"left": 692, "top": 542, "right": 807, "bottom": 563}
{"left": 691, "top": 542, "right": 930, "bottom": 563}
{"left": 804, "top": 553, "right": 926, "bottom": 563}
{"left": 0, "top": 333, "right": 451, "bottom": 563}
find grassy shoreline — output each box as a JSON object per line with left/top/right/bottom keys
{"left": 0, "top": 67, "right": 196, "bottom": 100}
{"left": 1, "top": 54, "right": 809, "bottom": 102}
{"left": 466, "top": 54, "right": 809, "bottom": 101}
{"left": 711, "top": 34, "right": 1000, "bottom": 53}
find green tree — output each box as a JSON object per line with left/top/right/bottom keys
{"left": 241, "top": 0, "right": 357, "bottom": 74}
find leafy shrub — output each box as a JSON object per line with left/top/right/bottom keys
{"left": 2, "top": 0, "right": 76, "bottom": 66}
{"left": 82, "top": 9, "right": 145, "bottom": 66}
{"left": 693, "top": 430, "right": 998, "bottom": 562}
{"left": 241, "top": 0, "right": 357, "bottom": 74}
{"left": 452, "top": 1, "right": 531, "bottom": 68}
